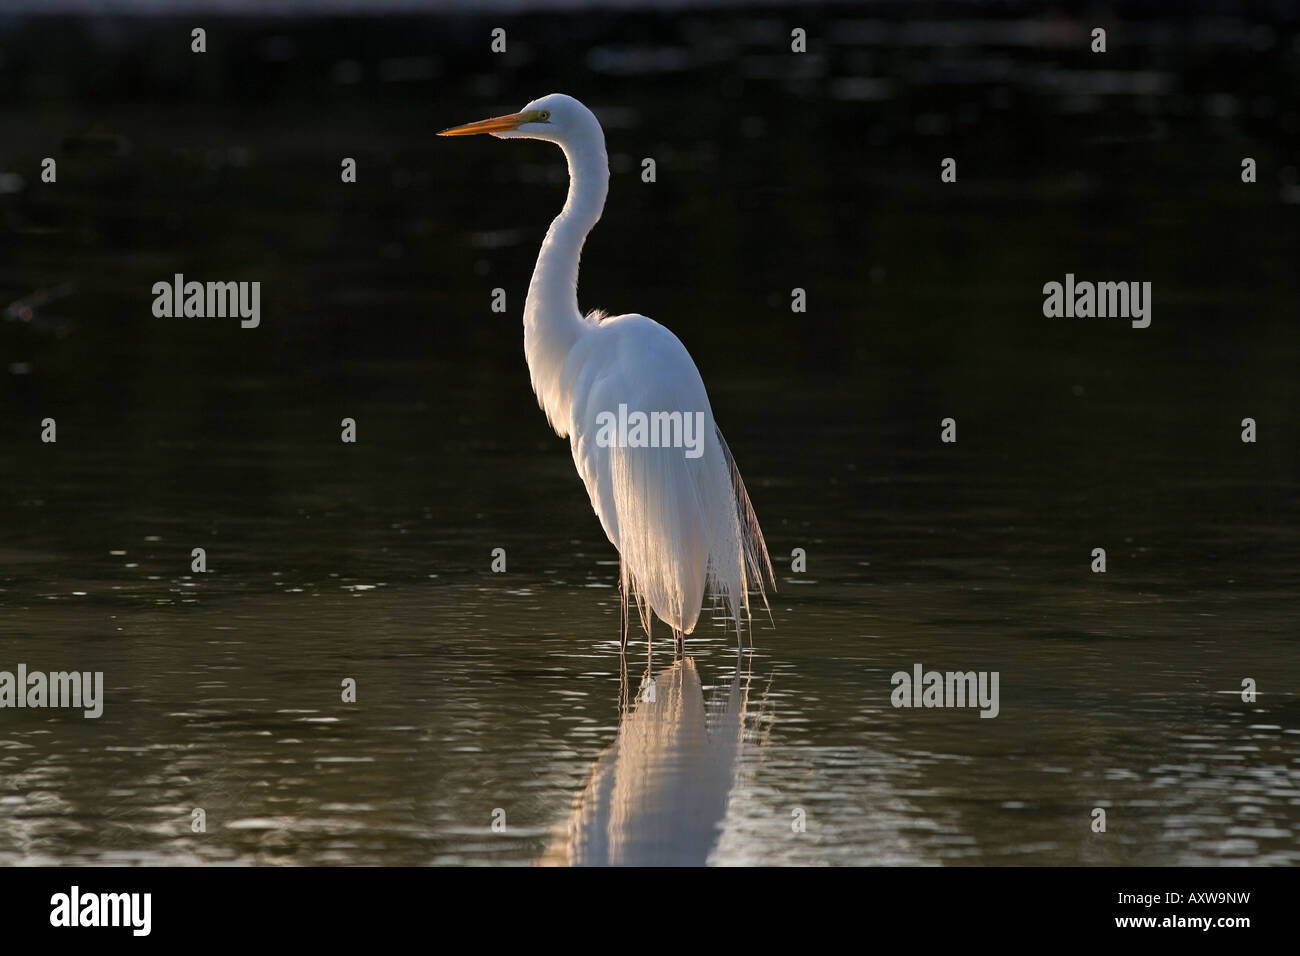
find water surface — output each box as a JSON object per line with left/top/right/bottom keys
{"left": 1, "top": 9, "right": 1297, "bottom": 865}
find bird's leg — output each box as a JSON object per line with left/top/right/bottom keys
{"left": 619, "top": 651, "right": 629, "bottom": 716}
{"left": 618, "top": 557, "right": 628, "bottom": 655}
{"left": 674, "top": 628, "right": 683, "bottom": 659}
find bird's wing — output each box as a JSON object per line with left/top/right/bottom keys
{"left": 562, "top": 314, "right": 768, "bottom": 636}
{"left": 564, "top": 314, "right": 708, "bottom": 550}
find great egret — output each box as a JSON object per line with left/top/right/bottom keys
{"left": 440, "top": 93, "right": 773, "bottom": 653}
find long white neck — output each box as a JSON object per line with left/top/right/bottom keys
{"left": 524, "top": 127, "right": 608, "bottom": 436}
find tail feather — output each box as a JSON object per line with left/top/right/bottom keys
{"left": 603, "top": 420, "right": 773, "bottom": 642}
{"left": 713, "top": 425, "right": 775, "bottom": 639}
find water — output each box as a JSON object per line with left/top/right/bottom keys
{"left": 1, "top": 9, "right": 1298, "bottom": 865}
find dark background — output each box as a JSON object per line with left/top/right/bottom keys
{"left": 0, "top": 2, "right": 1297, "bottom": 867}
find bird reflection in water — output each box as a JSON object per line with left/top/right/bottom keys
{"left": 540, "top": 653, "right": 771, "bottom": 866}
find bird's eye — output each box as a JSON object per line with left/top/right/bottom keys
{"left": 538, "top": 110, "right": 550, "bottom": 121}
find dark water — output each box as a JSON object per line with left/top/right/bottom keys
{"left": 1, "top": 8, "right": 1298, "bottom": 865}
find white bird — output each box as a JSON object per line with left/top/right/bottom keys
{"left": 440, "top": 93, "right": 773, "bottom": 653}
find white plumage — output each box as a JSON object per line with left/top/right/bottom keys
{"left": 441, "top": 93, "right": 773, "bottom": 647}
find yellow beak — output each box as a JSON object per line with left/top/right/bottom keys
{"left": 438, "top": 112, "right": 528, "bottom": 136}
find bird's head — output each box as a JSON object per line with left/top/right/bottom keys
{"left": 438, "top": 93, "right": 598, "bottom": 147}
